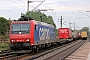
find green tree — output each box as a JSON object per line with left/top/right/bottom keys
{"left": 79, "top": 27, "right": 89, "bottom": 36}
{"left": 7, "top": 20, "right": 12, "bottom": 30}
{"left": 26, "top": 11, "right": 42, "bottom": 21}
{"left": 19, "top": 11, "right": 56, "bottom": 28}
{"left": 0, "top": 17, "right": 9, "bottom": 38}
{"left": 55, "top": 29, "right": 58, "bottom": 36}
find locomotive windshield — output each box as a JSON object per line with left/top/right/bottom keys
{"left": 11, "top": 23, "right": 30, "bottom": 34}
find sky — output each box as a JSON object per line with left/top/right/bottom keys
{"left": 0, "top": 0, "right": 90, "bottom": 30}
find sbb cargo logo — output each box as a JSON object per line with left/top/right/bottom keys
{"left": 59, "top": 29, "right": 68, "bottom": 33}
{"left": 39, "top": 28, "right": 50, "bottom": 40}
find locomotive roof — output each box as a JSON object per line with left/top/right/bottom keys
{"left": 36, "top": 21, "right": 54, "bottom": 28}
{"left": 11, "top": 20, "right": 54, "bottom": 28}
{"left": 11, "top": 21, "right": 30, "bottom": 23}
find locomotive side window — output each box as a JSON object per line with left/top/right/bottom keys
{"left": 11, "top": 23, "right": 30, "bottom": 34}
{"left": 35, "top": 25, "right": 36, "bottom": 30}
{"left": 35, "top": 25, "right": 38, "bottom": 30}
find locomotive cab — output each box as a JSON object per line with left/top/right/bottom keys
{"left": 9, "top": 21, "right": 35, "bottom": 50}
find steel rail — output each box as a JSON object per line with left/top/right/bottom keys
{"left": 60, "top": 40, "right": 85, "bottom": 60}
{"left": 24, "top": 40, "right": 82, "bottom": 60}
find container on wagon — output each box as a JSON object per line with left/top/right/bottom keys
{"left": 73, "top": 30, "right": 78, "bottom": 40}
{"left": 58, "top": 28, "right": 72, "bottom": 39}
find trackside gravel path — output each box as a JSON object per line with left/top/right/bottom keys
{"left": 65, "top": 41, "right": 90, "bottom": 60}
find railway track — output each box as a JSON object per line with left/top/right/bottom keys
{"left": 65, "top": 39, "right": 90, "bottom": 60}
{"left": 0, "top": 50, "right": 31, "bottom": 60}
{"left": 0, "top": 40, "right": 85, "bottom": 60}
{"left": 23, "top": 40, "right": 85, "bottom": 60}
{"left": 0, "top": 50, "right": 13, "bottom": 54}
{"left": 44, "top": 40, "right": 85, "bottom": 60}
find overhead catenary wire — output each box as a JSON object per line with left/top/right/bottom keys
{"left": 78, "top": 10, "right": 90, "bottom": 17}
{"left": 7, "top": 0, "right": 34, "bottom": 8}
{"left": 7, "top": 0, "right": 25, "bottom": 5}
{"left": 60, "top": 0, "right": 79, "bottom": 19}
{"left": 68, "top": 1, "right": 90, "bottom": 28}
{"left": 17, "top": 0, "right": 26, "bottom": 4}
{"left": 32, "top": 0, "right": 45, "bottom": 11}
{"left": 68, "top": 1, "right": 90, "bottom": 18}
{"left": 60, "top": 0, "right": 90, "bottom": 29}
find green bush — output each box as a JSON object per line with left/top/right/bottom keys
{"left": 0, "top": 42, "right": 9, "bottom": 50}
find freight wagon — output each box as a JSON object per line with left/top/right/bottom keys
{"left": 81, "top": 31, "right": 87, "bottom": 40}
{"left": 72, "top": 30, "right": 78, "bottom": 40}
{"left": 77, "top": 32, "right": 81, "bottom": 39}
{"left": 72, "top": 30, "right": 81, "bottom": 40}
{"left": 58, "top": 28, "right": 73, "bottom": 42}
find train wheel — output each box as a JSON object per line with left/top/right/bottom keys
{"left": 31, "top": 47, "right": 36, "bottom": 53}
{"left": 10, "top": 47, "right": 16, "bottom": 50}
{"left": 31, "top": 45, "right": 39, "bottom": 53}
{"left": 57, "top": 42, "right": 61, "bottom": 46}
{"left": 10, "top": 47, "right": 14, "bottom": 50}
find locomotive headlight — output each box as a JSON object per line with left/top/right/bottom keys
{"left": 11, "top": 40, "right": 15, "bottom": 42}
{"left": 26, "top": 39, "right": 29, "bottom": 41}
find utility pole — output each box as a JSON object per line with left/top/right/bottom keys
{"left": 69, "top": 22, "right": 72, "bottom": 29}
{"left": 61, "top": 16, "right": 62, "bottom": 28}
{"left": 40, "top": 15, "right": 42, "bottom": 22}
{"left": 74, "top": 22, "right": 75, "bottom": 30}
{"left": 27, "top": 0, "right": 29, "bottom": 12}
{"left": 27, "top": 0, "right": 30, "bottom": 12}
{"left": 27, "top": 0, "right": 32, "bottom": 20}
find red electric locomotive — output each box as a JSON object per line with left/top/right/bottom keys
{"left": 9, "top": 20, "right": 56, "bottom": 51}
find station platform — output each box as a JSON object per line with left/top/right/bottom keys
{"left": 65, "top": 39, "right": 90, "bottom": 60}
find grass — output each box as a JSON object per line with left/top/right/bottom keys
{"left": 0, "top": 42, "right": 10, "bottom": 51}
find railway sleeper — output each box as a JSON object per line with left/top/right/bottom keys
{"left": 0, "top": 57, "right": 4, "bottom": 60}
